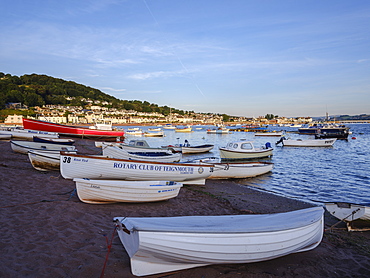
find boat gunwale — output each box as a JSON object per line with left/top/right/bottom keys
{"left": 60, "top": 152, "right": 214, "bottom": 167}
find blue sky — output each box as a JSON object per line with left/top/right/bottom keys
{"left": 1, "top": 0, "right": 369, "bottom": 117}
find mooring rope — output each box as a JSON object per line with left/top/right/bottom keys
{"left": 100, "top": 225, "right": 117, "bottom": 278}
{"left": 1, "top": 189, "right": 78, "bottom": 208}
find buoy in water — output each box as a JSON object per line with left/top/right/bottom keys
{"left": 352, "top": 137, "right": 356, "bottom": 139}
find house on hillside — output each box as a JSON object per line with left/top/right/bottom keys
{"left": 4, "top": 114, "right": 23, "bottom": 124}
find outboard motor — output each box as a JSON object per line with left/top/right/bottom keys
{"left": 265, "top": 142, "right": 272, "bottom": 149}
{"left": 276, "top": 137, "right": 285, "bottom": 145}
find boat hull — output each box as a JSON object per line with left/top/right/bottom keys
{"left": 182, "top": 144, "right": 214, "bottom": 154}
{"left": 209, "top": 162, "right": 274, "bottom": 179}
{"left": 11, "top": 140, "right": 77, "bottom": 155}
{"left": 282, "top": 138, "right": 336, "bottom": 147}
{"left": 28, "top": 150, "right": 75, "bottom": 171}
{"left": 0, "top": 133, "right": 12, "bottom": 140}
{"left": 325, "top": 202, "right": 370, "bottom": 222}
{"left": 74, "top": 178, "right": 182, "bottom": 204}
{"left": 219, "top": 148, "right": 273, "bottom": 160}
{"left": 175, "top": 127, "right": 193, "bottom": 132}
{"left": 114, "top": 207, "right": 324, "bottom": 276}
{"left": 60, "top": 153, "right": 213, "bottom": 182}
{"left": 33, "top": 136, "right": 75, "bottom": 145}
{"left": 102, "top": 145, "right": 182, "bottom": 163}
{"left": 0, "top": 127, "right": 59, "bottom": 139}
{"left": 22, "top": 118, "right": 124, "bottom": 138}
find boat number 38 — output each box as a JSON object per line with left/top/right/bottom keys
{"left": 62, "top": 157, "right": 72, "bottom": 163}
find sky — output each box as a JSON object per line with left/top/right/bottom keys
{"left": 1, "top": 0, "right": 369, "bottom": 118}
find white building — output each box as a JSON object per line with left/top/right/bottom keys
{"left": 4, "top": 114, "right": 23, "bottom": 124}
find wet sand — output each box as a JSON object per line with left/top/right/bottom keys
{"left": 0, "top": 138, "right": 369, "bottom": 277}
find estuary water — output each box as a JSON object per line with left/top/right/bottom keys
{"left": 119, "top": 124, "right": 370, "bottom": 205}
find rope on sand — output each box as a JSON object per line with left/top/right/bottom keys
{"left": 0, "top": 199, "right": 60, "bottom": 208}
{"left": 1, "top": 189, "right": 78, "bottom": 208}
{"left": 324, "top": 208, "right": 361, "bottom": 232}
{"left": 100, "top": 225, "right": 117, "bottom": 278}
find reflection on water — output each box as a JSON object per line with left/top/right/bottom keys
{"left": 119, "top": 124, "right": 370, "bottom": 205}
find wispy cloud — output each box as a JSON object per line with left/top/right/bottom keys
{"left": 99, "top": 87, "right": 126, "bottom": 92}
{"left": 127, "top": 69, "right": 188, "bottom": 80}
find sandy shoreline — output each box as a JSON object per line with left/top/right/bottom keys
{"left": 1, "top": 138, "right": 369, "bottom": 277}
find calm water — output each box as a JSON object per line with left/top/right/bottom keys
{"left": 119, "top": 124, "right": 370, "bottom": 205}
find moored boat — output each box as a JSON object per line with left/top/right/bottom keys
{"left": 60, "top": 152, "right": 214, "bottom": 182}
{"left": 219, "top": 139, "right": 273, "bottom": 160}
{"left": 22, "top": 118, "right": 124, "bottom": 139}
{"left": 276, "top": 137, "right": 336, "bottom": 147}
{"left": 100, "top": 139, "right": 170, "bottom": 153}
{"left": 143, "top": 130, "right": 165, "bottom": 137}
{"left": 175, "top": 126, "right": 192, "bottom": 133}
{"left": 207, "top": 127, "right": 230, "bottom": 134}
{"left": 162, "top": 124, "right": 176, "bottom": 130}
{"left": 73, "top": 178, "right": 183, "bottom": 204}
{"left": 182, "top": 144, "right": 214, "bottom": 154}
{"left": 254, "top": 131, "right": 284, "bottom": 137}
{"left": 0, "top": 133, "right": 12, "bottom": 140}
{"left": 28, "top": 150, "right": 76, "bottom": 171}
{"left": 208, "top": 161, "right": 274, "bottom": 179}
{"left": 163, "top": 140, "right": 214, "bottom": 154}
{"left": 298, "top": 124, "right": 350, "bottom": 139}
{"left": 114, "top": 207, "right": 324, "bottom": 276}
{"left": 102, "top": 145, "right": 182, "bottom": 162}
{"left": 33, "top": 136, "right": 75, "bottom": 145}
{"left": 125, "top": 129, "right": 144, "bottom": 136}
{"left": 0, "top": 127, "right": 59, "bottom": 140}
{"left": 11, "top": 140, "right": 77, "bottom": 155}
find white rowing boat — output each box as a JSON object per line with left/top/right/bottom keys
{"left": 0, "top": 127, "right": 59, "bottom": 140}
{"left": 28, "top": 150, "right": 76, "bottom": 171}
{"left": 0, "top": 133, "right": 12, "bottom": 140}
{"left": 60, "top": 152, "right": 214, "bottom": 183}
{"left": 209, "top": 161, "right": 273, "bottom": 179}
{"left": 102, "top": 144, "right": 181, "bottom": 162}
{"left": 163, "top": 140, "right": 214, "bottom": 154}
{"left": 114, "top": 207, "right": 324, "bottom": 276}
{"left": 73, "top": 178, "right": 183, "bottom": 204}
{"left": 11, "top": 140, "right": 77, "bottom": 155}
{"left": 325, "top": 202, "right": 370, "bottom": 231}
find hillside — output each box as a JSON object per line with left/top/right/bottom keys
{"left": 0, "top": 72, "right": 185, "bottom": 115}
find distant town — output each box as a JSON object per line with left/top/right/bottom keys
{"left": 2, "top": 100, "right": 369, "bottom": 126}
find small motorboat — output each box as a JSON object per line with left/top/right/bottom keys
{"left": 219, "top": 139, "right": 273, "bottom": 160}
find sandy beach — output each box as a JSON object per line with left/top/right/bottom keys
{"left": 0, "top": 138, "right": 369, "bottom": 278}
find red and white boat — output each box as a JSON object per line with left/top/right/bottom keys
{"left": 23, "top": 118, "right": 124, "bottom": 139}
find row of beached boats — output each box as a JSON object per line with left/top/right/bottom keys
{"left": 2, "top": 118, "right": 367, "bottom": 277}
